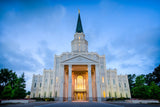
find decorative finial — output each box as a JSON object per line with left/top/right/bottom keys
{"left": 78, "top": 9, "right": 80, "bottom": 14}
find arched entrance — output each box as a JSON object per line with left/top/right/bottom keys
{"left": 74, "top": 75, "right": 87, "bottom": 101}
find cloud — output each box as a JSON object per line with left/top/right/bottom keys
{"left": 0, "top": 2, "right": 69, "bottom": 91}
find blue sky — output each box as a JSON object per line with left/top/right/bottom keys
{"left": 0, "top": 0, "right": 160, "bottom": 91}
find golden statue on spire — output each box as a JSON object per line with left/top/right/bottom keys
{"left": 78, "top": 9, "right": 80, "bottom": 13}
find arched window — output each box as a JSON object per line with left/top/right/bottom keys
{"left": 119, "top": 83, "right": 121, "bottom": 87}
{"left": 51, "top": 79, "right": 53, "bottom": 84}
{"left": 115, "top": 92, "right": 117, "bottom": 98}
{"left": 124, "top": 83, "right": 126, "bottom": 88}
{"left": 126, "top": 93, "right": 128, "bottom": 98}
{"left": 34, "top": 83, "right": 36, "bottom": 88}
{"left": 50, "top": 92, "right": 52, "bottom": 98}
{"left": 56, "top": 77, "right": 58, "bottom": 83}
{"left": 109, "top": 92, "right": 111, "bottom": 98}
{"left": 76, "top": 76, "right": 84, "bottom": 90}
{"left": 103, "top": 91, "right": 105, "bottom": 98}
{"left": 108, "top": 80, "right": 110, "bottom": 85}
{"left": 102, "top": 77, "right": 104, "bottom": 83}
{"left": 33, "top": 93, "right": 35, "bottom": 98}
{"left": 113, "top": 79, "right": 115, "bottom": 85}
{"left": 120, "top": 93, "right": 122, "bottom": 98}
{"left": 44, "top": 92, "right": 46, "bottom": 98}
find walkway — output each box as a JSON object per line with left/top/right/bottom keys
{"left": 36, "top": 102, "right": 123, "bottom": 107}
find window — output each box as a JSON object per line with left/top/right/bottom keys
{"left": 79, "top": 37, "right": 80, "bottom": 40}
{"left": 108, "top": 80, "right": 110, "bottom": 85}
{"left": 102, "top": 77, "right": 104, "bottom": 83}
{"left": 55, "top": 91, "right": 57, "bottom": 98}
{"left": 40, "top": 83, "right": 41, "bottom": 87}
{"left": 44, "top": 92, "right": 46, "bottom": 98}
{"left": 51, "top": 79, "right": 53, "bottom": 84}
{"left": 50, "top": 92, "right": 52, "bottom": 98}
{"left": 120, "top": 93, "right": 122, "bottom": 98}
{"left": 56, "top": 77, "right": 58, "bottom": 83}
{"left": 39, "top": 93, "right": 41, "bottom": 98}
{"left": 33, "top": 93, "right": 35, "bottom": 98}
{"left": 115, "top": 92, "right": 117, "bottom": 98}
{"left": 34, "top": 83, "right": 36, "bottom": 88}
{"left": 101, "top": 66, "right": 103, "bottom": 69}
{"left": 124, "top": 83, "right": 126, "bottom": 88}
{"left": 113, "top": 79, "right": 115, "bottom": 85}
{"left": 45, "top": 79, "right": 47, "bottom": 83}
{"left": 109, "top": 92, "right": 111, "bottom": 98}
{"left": 76, "top": 76, "right": 84, "bottom": 90}
{"left": 119, "top": 83, "right": 121, "bottom": 87}
{"left": 103, "top": 91, "right": 105, "bottom": 98}
{"left": 126, "top": 93, "right": 128, "bottom": 98}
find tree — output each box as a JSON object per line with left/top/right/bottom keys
{"left": 149, "top": 81, "right": 160, "bottom": 99}
{"left": 132, "top": 85, "right": 151, "bottom": 99}
{"left": 153, "top": 64, "right": 160, "bottom": 86}
{"left": 128, "top": 74, "right": 136, "bottom": 89}
{"left": 132, "top": 75, "right": 151, "bottom": 99}
{"left": 2, "top": 84, "right": 12, "bottom": 99}
{"left": 0, "top": 68, "right": 18, "bottom": 98}
{"left": 145, "top": 73, "right": 155, "bottom": 85}
{"left": 135, "top": 75, "right": 145, "bottom": 86}
{"left": 12, "top": 73, "right": 26, "bottom": 99}
{"left": 26, "top": 91, "right": 31, "bottom": 95}
{"left": 128, "top": 74, "right": 136, "bottom": 97}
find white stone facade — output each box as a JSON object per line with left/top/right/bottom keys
{"left": 30, "top": 12, "right": 131, "bottom": 102}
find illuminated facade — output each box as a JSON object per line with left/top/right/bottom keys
{"left": 31, "top": 11, "right": 131, "bottom": 102}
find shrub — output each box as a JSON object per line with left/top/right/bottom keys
{"left": 31, "top": 97, "right": 54, "bottom": 101}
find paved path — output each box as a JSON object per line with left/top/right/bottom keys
{"left": 36, "top": 102, "right": 123, "bottom": 107}
{"left": 0, "top": 102, "right": 123, "bottom": 107}
{"left": 1, "top": 101, "right": 160, "bottom": 107}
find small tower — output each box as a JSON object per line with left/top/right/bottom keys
{"left": 71, "top": 10, "right": 88, "bottom": 53}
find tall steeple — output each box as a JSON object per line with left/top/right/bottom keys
{"left": 71, "top": 10, "right": 88, "bottom": 53}
{"left": 76, "top": 10, "right": 83, "bottom": 33}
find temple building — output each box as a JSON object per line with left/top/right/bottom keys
{"left": 30, "top": 11, "right": 131, "bottom": 102}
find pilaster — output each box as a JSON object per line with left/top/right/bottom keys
{"left": 88, "top": 64, "right": 92, "bottom": 102}
{"left": 59, "top": 64, "right": 64, "bottom": 101}
{"left": 96, "top": 64, "right": 101, "bottom": 102}
{"left": 68, "top": 64, "right": 72, "bottom": 102}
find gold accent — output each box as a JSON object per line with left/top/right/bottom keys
{"left": 103, "top": 91, "right": 106, "bottom": 98}
{"left": 78, "top": 9, "right": 80, "bottom": 13}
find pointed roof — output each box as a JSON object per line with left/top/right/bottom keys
{"left": 76, "top": 10, "right": 83, "bottom": 33}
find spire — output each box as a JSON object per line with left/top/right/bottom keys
{"left": 76, "top": 10, "right": 83, "bottom": 33}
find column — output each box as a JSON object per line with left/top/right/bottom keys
{"left": 59, "top": 64, "right": 64, "bottom": 101}
{"left": 96, "top": 64, "right": 101, "bottom": 102}
{"left": 88, "top": 64, "right": 92, "bottom": 102}
{"left": 68, "top": 64, "right": 72, "bottom": 102}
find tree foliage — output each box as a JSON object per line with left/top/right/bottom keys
{"left": 149, "top": 81, "right": 160, "bottom": 99}
{"left": 0, "top": 68, "right": 26, "bottom": 99}
{"left": 0, "top": 69, "right": 18, "bottom": 98}
{"left": 12, "top": 73, "right": 26, "bottom": 99}
{"left": 153, "top": 64, "right": 160, "bottom": 86}
{"left": 132, "top": 75, "right": 151, "bottom": 99}
{"left": 2, "top": 84, "right": 12, "bottom": 99}
{"left": 128, "top": 64, "right": 160, "bottom": 99}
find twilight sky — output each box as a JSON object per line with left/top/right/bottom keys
{"left": 0, "top": 0, "right": 160, "bottom": 91}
